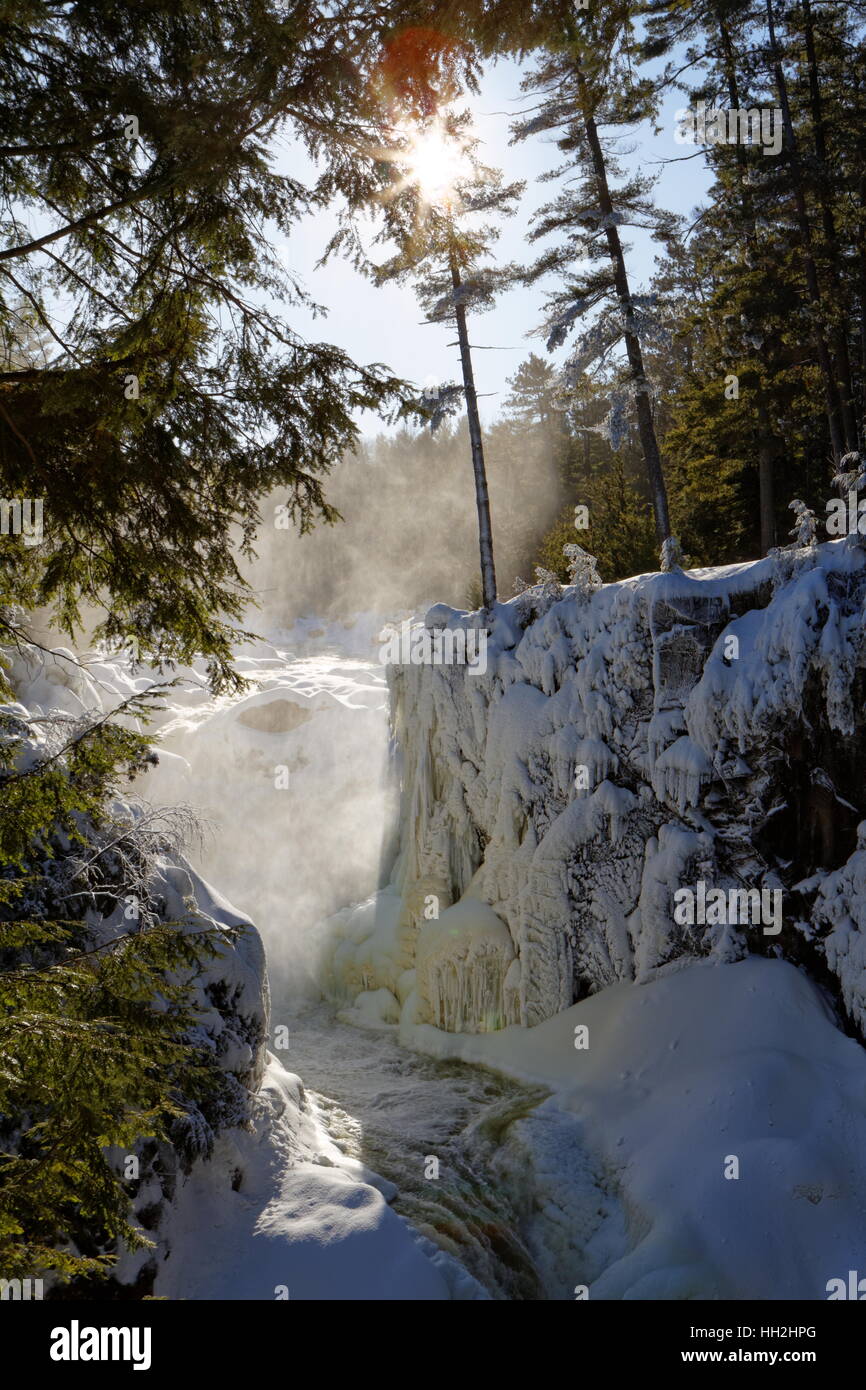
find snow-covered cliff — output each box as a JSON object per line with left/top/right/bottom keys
{"left": 326, "top": 536, "right": 866, "bottom": 1039}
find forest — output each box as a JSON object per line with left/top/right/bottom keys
{"left": 2, "top": 0, "right": 866, "bottom": 1325}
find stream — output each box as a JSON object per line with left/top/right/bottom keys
{"left": 128, "top": 627, "right": 552, "bottom": 1299}
{"left": 282, "top": 998, "right": 549, "bottom": 1298}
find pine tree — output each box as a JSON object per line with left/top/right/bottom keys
{"left": 330, "top": 109, "right": 524, "bottom": 610}
{"left": 640, "top": 0, "right": 782, "bottom": 549}
{"left": 503, "top": 353, "right": 559, "bottom": 430}
{"left": 511, "top": 0, "right": 676, "bottom": 548}
{"left": 762, "top": 0, "right": 852, "bottom": 465}
{"left": 641, "top": 0, "right": 864, "bottom": 553}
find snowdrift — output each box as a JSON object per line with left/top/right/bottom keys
{"left": 406, "top": 954, "right": 866, "bottom": 1301}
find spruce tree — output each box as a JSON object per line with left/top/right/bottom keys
{"left": 511, "top": 0, "right": 676, "bottom": 549}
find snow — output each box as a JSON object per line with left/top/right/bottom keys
{"left": 323, "top": 537, "right": 866, "bottom": 1035}
{"left": 8, "top": 616, "right": 482, "bottom": 1302}
{"left": 10, "top": 534, "right": 866, "bottom": 1301}
{"left": 401, "top": 955, "right": 866, "bottom": 1300}
{"left": 152, "top": 1056, "right": 478, "bottom": 1301}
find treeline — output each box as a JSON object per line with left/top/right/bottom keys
{"left": 495, "top": 0, "right": 866, "bottom": 576}
{"left": 311, "top": 0, "right": 866, "bottom": 595}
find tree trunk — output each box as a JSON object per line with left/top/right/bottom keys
{"left": 717, "top": 8, "right": 776, "bottom": 549}
{"left": 765, "top": 0, "right": 846, "bottom": 466}
{"left": 575, "top": 65, "right": 672, "bottom": 544}
{"left": 449, "top": 247, "right": 497, "bottom": 610}
{"left": 860, "top": 240, "right": 866, "bottom": 417}
{"left": 757, "top": 398, "right": 776, "bottom": 552}
{"left": 801, "top": 0, "right": 859, "bottom": 454}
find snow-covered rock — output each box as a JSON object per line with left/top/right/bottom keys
{"left": 328, "top": 538, "right": 866, "bottom": 1036}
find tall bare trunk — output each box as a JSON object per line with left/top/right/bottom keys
{"left": 575, "top": 66, "right": 672, "bottom": 544}
{"left": 449, "top": 248, "right": 497, "bottom": 610}
{"left": 765, "top": 0, "right": 845, "bottom": 465}
{"left": 717, "top": 7, "right": 776, "bottom": 549}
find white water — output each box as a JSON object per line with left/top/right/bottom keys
{"left": 25, "top": 598, "right": 866, "bottom": 1300}
{"left": 122, "top": 622, "right": 548, "bottom": 1297}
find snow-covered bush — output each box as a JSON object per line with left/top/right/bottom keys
{"left": 562, "top": 542, "right": 602, "bottom": 595}
{"left": 513, "top": 567, "right": 563, "bottom": 624}
{"left": 787, "top": 498, "right": 819, "bottom": 547}
{"left": 659, "top": 534, "right": 684, "bottom": 571}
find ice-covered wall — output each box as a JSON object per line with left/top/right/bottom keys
{"left": 349, "top": 537, "right": 866, "bottom": 1035}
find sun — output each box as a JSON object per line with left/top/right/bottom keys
{"left": 400, "top": 120, "right": 473, "bottom": 206}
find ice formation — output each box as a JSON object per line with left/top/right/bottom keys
{"left": 416, "top": 894, "right": 517, "bottom": 1033}
{"left": 324, "top": 535, "right": 866, "bottom": 1038}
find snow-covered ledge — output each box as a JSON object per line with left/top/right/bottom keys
{"left": 326, "top": 537, "right": 866, "bottom": 1037}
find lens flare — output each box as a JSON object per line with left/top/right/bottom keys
{"left": 400, "top": 120, "right": 473, "bottom": 206}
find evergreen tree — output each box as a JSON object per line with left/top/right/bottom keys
{"left": 503, "top": 353, "right": 560, "bottom": 431}
{"left": 0, "top": 683, "right": 243, "bottom": 1285}
{"left": 641, "top": 0, "right": 864, "bottom": 550}
{"left": 510, "top": 0, "right": 677, "bottom": 549}
{"left": 0, "top": 0, "right": 428, "bottom": 686}
{"left": 329, "top": 109, "right": 524, "bottom": 609}
{"left": 538, "top": 457, "right": 658, "bottom": 583}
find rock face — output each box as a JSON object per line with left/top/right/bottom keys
{"left": 382, "top": 539, "right": 866, "bottom": 1035}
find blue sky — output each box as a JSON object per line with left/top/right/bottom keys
{"left": 274, "top": 58, "right": 712, "bottom": 434}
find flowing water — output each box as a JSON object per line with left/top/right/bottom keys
{"left": 132, "top": 629, "right": 551, "bottom": 1299}
{"left": 282, "top": 998, "right": 549, "bottom": 1299}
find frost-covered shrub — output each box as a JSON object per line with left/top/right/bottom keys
{"left": 832, "top": 452, "right": 866, "bottom": 495}
{"left": 787, "top": 498, "right": 819, "bottom": 548}
{"left": 563, "top": 543, "right": 602, "bottom": 596}
{"left": 659, "top": 535, "right": 684, "bottom": 572}
{"left": 513, "top": 567, "right": 563, "bottom": 624}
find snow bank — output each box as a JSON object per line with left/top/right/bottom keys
{"left": 404, "top": 956, "right": 866, "bottom": 1300}
{"left": 152, "top": 1055, "right": 479, "bottom": 1300}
